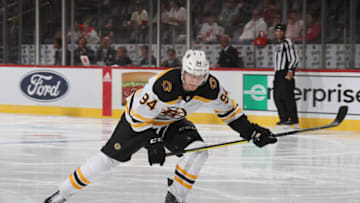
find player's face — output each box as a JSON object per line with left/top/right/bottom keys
{"left": 182, "top": 72, "right": 205, "bottom": 91}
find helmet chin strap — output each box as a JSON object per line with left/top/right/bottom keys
{"left": 181, "top": 70, "right": 185, "bottom": 84}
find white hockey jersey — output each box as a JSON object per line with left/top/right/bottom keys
{"left": 125, "top": 68, "right": 244, "bottom": 132}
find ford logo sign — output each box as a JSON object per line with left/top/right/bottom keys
{"left": 20, "top": 70, "right": 69, "bottom": 102}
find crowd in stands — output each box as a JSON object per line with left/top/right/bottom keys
{"left": 59, "top": 0, "right": 327, "bottom": 46}
{"left": 56, "top": 0, "right": 322, "bottom": 67}
{"left": 68, "top": 0, "right": 331, "bottom": 45}
{"left": 1, "top": 0, "right": 354, "bottom": 66}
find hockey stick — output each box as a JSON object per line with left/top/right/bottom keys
{"left": 166, "top": 105, "right": 348, "bottom": 157}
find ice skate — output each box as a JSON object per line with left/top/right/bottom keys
{"left": 44, "top": 191, "right": 66, "bottom": 203}
{"left": 166, "top": 178, "right": 180, "bottom": 203}
{"left": 165, "top": 191, "right": 181, "bottom": 203}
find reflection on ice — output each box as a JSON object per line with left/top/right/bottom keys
{"left": 0, "top": 114, "right": 359, "bottom": 203}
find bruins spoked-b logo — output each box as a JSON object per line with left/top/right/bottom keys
{"left": 160, "top": 107, "right": 187, "bottom": 119}
{"left": 161, "top": 80, "right": 172, "bottom": 92}
{"left": 209, "top": 77, "right": 217, "bottom": 90}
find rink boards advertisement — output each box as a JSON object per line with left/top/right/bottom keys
{"left": 111, "top": 68, "right": 360, "bottom": 123}
{"left": 0, "top": 66, "right": 103, "bottom": 117}
{"left": 0, "top": 65, "right": 359, "bottom": 130}
{"left": 242, "top": 72, "right": 360, "bottom": 116}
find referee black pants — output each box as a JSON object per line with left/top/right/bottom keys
{"left": 273, "top": 70, "right": 299, "bottom": 123}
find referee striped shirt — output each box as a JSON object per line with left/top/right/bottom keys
{"left": 273, "top": 38, "right": 298, "bottom": 72}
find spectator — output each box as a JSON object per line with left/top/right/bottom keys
{"left": 295, "top": 13, "right": 320, "bottom": 43}
{"left": 256, "top": 0, "right": 269, "bottom": 11}
{"left": 101, "top": 17, "right": 115, "bottom": 40}
{"left": 327, "top": 20, "right": 344, "bottom": 43}
{"left": 285, "top": 10, "right": 304, "bottom": 41}
{"left": 267, "top": 15, "right": 281, "bottom": 43}
{"left": 73, "top": 37, "right": 95, "bottom": 66}
{"left": 218, "top": 0, "right": 238, "bottom": 33}
{"left": 152, "top": 1, "right": 170, "bottom": 43}
{"left": 168, "top": 0, "right": 186, "bottom": 26}
{"left": 124, "top": 0, "right": 149, "bottom": 43}
{"left": 289, "top": 0, "right": 302, "bottom": 11}
{"left": 8, "top": 17, "right": 19, "bottom": 64}
{"left": 192, "top": 0, "right": 221, "bottom": 38}
{"left": 110, "top": 0, "right": 134, "bottom": 43}
{"left": 233, "top": 0, "right": 251, "bottom": 28}
{"left": 161, "top": 48, "right": 180, "bottom": 67}
{"left": 139, "top": 46, "right": 156, "bottom": 66}
{"left": 113, "top": 47, "right": 132, "bottom": 66}
{"left": 152, "top": 1, "right": 169, "bottom": 24}
{"left": 77, "top": 18, "right": 100, "bottom": 44}
{"left": 238, "top": 9, "right": 267, "bottom": 44}
{"left": 53, "top": 38, "right": 70, "bottom": 65}
{"left": 200, "top": 0, "right": 221, "bottom": 17}
{"left": 111, "top": 0, "right": 133, "bottom": 18}
{"left": 216, "top": 35, "right": 243, "bottom": 68}
{"left": 167, "top": 0, "right": 186, "bottom": 43}
{"left": 196, "top": 14, "right": 224, "bottom": 44}
{"left": 259, "top": 0, "right": 279, "bottom": 25}
{"left": 357, "top": 22, "right": 360, "bottom": 43}
{"left": 95, "top": 36, "right": 116, "bottom": 66}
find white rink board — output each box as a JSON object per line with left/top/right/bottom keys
{"left": 293, "top": 73, "right": 360, "bottom": 114}
{"left": 0, "top": 66, "right": 103, "bottom": 108}
{"left": 112, "top": 68, "right": 360, "bottom": 120}
{"left": 0, "top": 65, "right": 359, "bottom": 120}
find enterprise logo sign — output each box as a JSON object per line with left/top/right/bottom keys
{"left": 244, "top": 84, "right": 267, "bottom": 101}
{"left": 243, "top": 75, "right": 268, "bottom": 110}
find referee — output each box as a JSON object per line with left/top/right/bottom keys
{"left": 273, "top": 24, "right": 299, "bottom": 127}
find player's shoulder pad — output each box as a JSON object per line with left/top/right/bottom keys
{"left": 196, "top": 74, "right": 220, "bottom": 100}
{"left": 152, "top": 68, "right": 183, "bottom": 102}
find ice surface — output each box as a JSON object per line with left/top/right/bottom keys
{"left": 0, "top": 114, "right": 359, "bottom": 203}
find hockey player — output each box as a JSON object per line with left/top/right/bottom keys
{"left": 44, "top": 50, "right": 277, "bottom": 203}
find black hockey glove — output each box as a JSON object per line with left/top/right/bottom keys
{"left": 228, "top": 115, "right": 277, "bottom": 148}
{"left": 250, "top": 124, "right": 277, "bottom": 148}
{"left": 147, "top": 134, "right": 166, "bottom": 166}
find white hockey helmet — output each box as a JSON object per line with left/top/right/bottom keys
{"left": 182, "top": 50, "right": 210, "bottom": 79}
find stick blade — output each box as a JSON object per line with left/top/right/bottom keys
{"left": 333, "top": 105, "right": 348, "bottom": 125}
{"left": 275, "top": 105, "right": 348, "bottom": 137}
